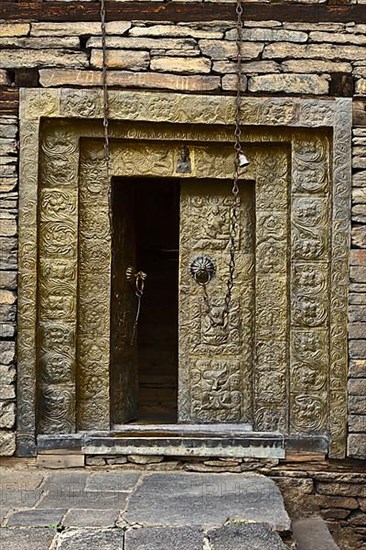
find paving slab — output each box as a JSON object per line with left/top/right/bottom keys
{"left": 208, "top": 523, "right": 287, "bottom": 549}
{"left": 124, "top": 473, "right": 291, "bottom": 531}
{"left": 85, "top": 471, "right": 140, "bottom": 492}
{"left": 62, "top": 508, "right": 119, "bottom": 527}
{"left": 0, "top": 527, "right": 56, "bottom": 549}
{"left": 6, "top": 508, "right": 67, "bottom": 527}
{"left": 56, "top": 527, "right": 123, "bottom": 549}
{"left": 125, "top": 526, "right": 204, "bottom": 550}
{"left": 37, "top": 489, "right": 129, "bottom": 510}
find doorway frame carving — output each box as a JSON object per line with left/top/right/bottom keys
{"left": 17, "top": 89, "right": 351, "bottom": 458}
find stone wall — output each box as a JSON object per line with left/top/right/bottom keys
{"left": 0, "top": 11, "right": 365, "bottom": 457}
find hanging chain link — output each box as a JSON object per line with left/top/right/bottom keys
{"left": 100, "top": 0, "right": 112, "bottom": 234}
{"left": 202, "top": 0, "right": 244, "bottom": 326}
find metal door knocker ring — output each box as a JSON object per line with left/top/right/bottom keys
{"left": 190, "top": 256, "right": 216, "bottom": 286}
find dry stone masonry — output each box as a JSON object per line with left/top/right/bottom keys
{"left": 0, "top": 3, "right": 365, "bottom": 463}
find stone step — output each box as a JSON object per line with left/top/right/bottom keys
{"left": 292, "top": 517, "right": 340, "bottom": 550}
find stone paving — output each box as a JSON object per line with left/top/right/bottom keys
{"left": 0, "top": 466, "right": 291, "bottom": 549}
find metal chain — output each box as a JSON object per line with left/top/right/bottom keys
{"left": 100, "top": 0, "right": 112, "bottom": 234}
{"left": 202, "top": 0, "right": 244, "bottom": 325}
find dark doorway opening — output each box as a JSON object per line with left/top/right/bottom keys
{"left": 111, "top": 178, "right": 179, "bottom": 425}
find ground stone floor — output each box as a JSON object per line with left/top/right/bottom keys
{"left": 0, "top": 457, "right": 365, "bottom": 549}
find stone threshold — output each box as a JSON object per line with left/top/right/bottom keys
{"left": 36, "top": 429, "right": 327, "bottom": 460}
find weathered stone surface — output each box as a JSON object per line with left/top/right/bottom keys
{"left": 348, "top": 434, "right": 366, "bottom": 460}
{"left": 199, "top": 39, "right": 263, "bottom": 60}
{"left": 348, "top": 323, "right": 366, "bottom": 339}
{"left": 317, "top": 482, "right": 366, "bottom": 498}
{"left": 37, "top": 489, "right": 128, "bottom": 510}
{"left": 264, "top": 43, "right": 366, "bottom": 61}
{"left": 0, "top": 271, "right": 17, "bottom": 290}
{"left": 0, "top": 50, "right": 88, "bottom": 69}
{"left": 349, "top": 360, "right": 366, "bottom": 378}
{"left": 1, "top": 469, "right": 44, "bottom": 490}
{"left": 208, "top": 523, "right": 287, "bottom": 550}
{"left": 85, "top": 472, "right": 139, "bottom": 492}
{"left": 91, "top": 49, "right": 149, "bottom": 70}
{"left": 127, "top": 455, "right": 164, "bottom": 465}
{"left": 282, "top": 59, "right": 352, "bottom": 73}
{"left": 125, "top": 473, "right": 291, "bottom": 532}
{"left": 0, "top": 528, "right": 56, "bottom": 550}
{"left": 310, "top": 31, "right": 366, "bottom": 45}
{"left": 130, "top": 24, "right": 222, "bottom": 39}
{"left": 272, "top": 477, "right": 314, "bottom": 494}
{"left": 106, "top": 456, "right": 127, "bottom": 465}
{"left": 349, "top": 340, "right": 366, "bottom": 359}
{"left": 87, "top": 37, "right": 197, "bottom": 52}
{"left": 6, "top": 508, "right": 66, "bottom": 527}
{"left": 0, "top": 385, "right": 16, "bottom": 400}
{"left": 348, "top": 378, "right": 366, "bottom": 395}
{"left": 0, "top": 431, "right": 15, "bottom": 456}
{"left": 56, "top": 528, "right": 123, "bottom": 550}
{"left": 0, "top": 304, "right": 16, "bottom": 323}
{"left": 0, "top": 124, "right": 17, "bottom": 139}
{"left": 352, "top": 226, "right": 366, "bottom": 248}
{"left": 150, "top": 56, "right": 211, "bottom": 74}
{"left": 86, "top": 456, "right": 106, "bottom": 466}
{"left": 62, "top": 508, "right": 119, "bottom": 528}
{"left": 284, "top": 22, "right": 343, "bottom": 32}
{"left": 0, "top": 289, "right": 16, "bottom": 304}
{"left": 0, "top": 402, "right": 15, "bottom": 429}
{"left": 349, "top": 395, "right": 366, "bottom": 414}
{"left": 221, "top": 74, "right": 247, "bottom": 91}
{"left": 249, "top": 74, "right": 329, "bottom": 94}
{"left": 226, "top": 28, "right": 307, "bottom": 43}
{"left": 125, "top": 526, "right": 203, "bottom": 550}
{"left": 0, "top": 37, "right": 80, "bottom": 49}
{"left": 0, "top": 218, "right": 16, "bottom": 237}
{"left": 0, "top": 324, "right": 15, "bottom": 338}
{"left": 31, "top": 21, "right": 131, "bottom": 37}
{"left": 349, "top": 415, "right": 366, "bottom": 433}
{"left": 39, "top": 69, "right": 220, "bottom": 91}
{"left": 0, "top": 23, "right": 30, "bottom": 37}
{"left": 0, "top": 342, "right": 15, "bottom": 365}
{"left": 213, "top": 60, "right": 280, "bottom": 74}
{"left": 353, "top": 155, "right": 366, "bottom": 169}
{"left": 183, "top": 462, "right": 241, "bottom": 473}
{"left": 349, "top": 305, "right": 366, "bottom": 322}
{"left": 315, "top": 495, "right": 359, "bottom": 510}
{"left": 353, "top": 189, "right": 366, "bottom": 204}
{"left": 293, "top": 517, "right": 341, "bottom": 549}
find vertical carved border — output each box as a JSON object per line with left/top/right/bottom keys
{"left": 290, "top": 133, "right": 331, "bottom": 440}
{"left": 17, "top": 117, "right": 40, "bottom": 456}
{"left": 254, "top": 146, "right": 290, "bottom": 433}
{"left": 329, "top": 99, "right": 352, "bottom": 458}
{"left": 78, "top": 142, "right": 111, "bottom": 430}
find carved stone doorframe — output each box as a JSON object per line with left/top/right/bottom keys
{"left": 18, "top": 90, "right": 351, "bottom": 458}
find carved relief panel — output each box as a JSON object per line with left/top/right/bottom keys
{"left": 179, "top": 181, "right": 255, "bottom": 423}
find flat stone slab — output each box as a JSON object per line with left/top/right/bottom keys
{"left": 56, "top": 528, "right": 123, "bottom": 549}
{"left": 124, "top": 473, "right": 291, "bottom": 531}
{"left": 292, "top": 517, "right": 340, "bottom": 550}
{"left": 6, "top": 508, "right": 66, "bottom": 527}
{"left": 37, "top": 489, "right": 129, "bottom": 510}
{"left": 62, "top": 508, "right": 119, "bottom": 527}
{"left": 125, "top": 526, "right": 203, "bottom": 549}
{"left": 0, "top": 467, "right": 44, "bottom": 508}
{"left": 208, "top": 523, "right": 287, "bottom": 549}
{"left": 85, "top": 472, "right": 140, "bottom": 492}
{"left": 0, "top": 527, "right": 56, "bottom": 549}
